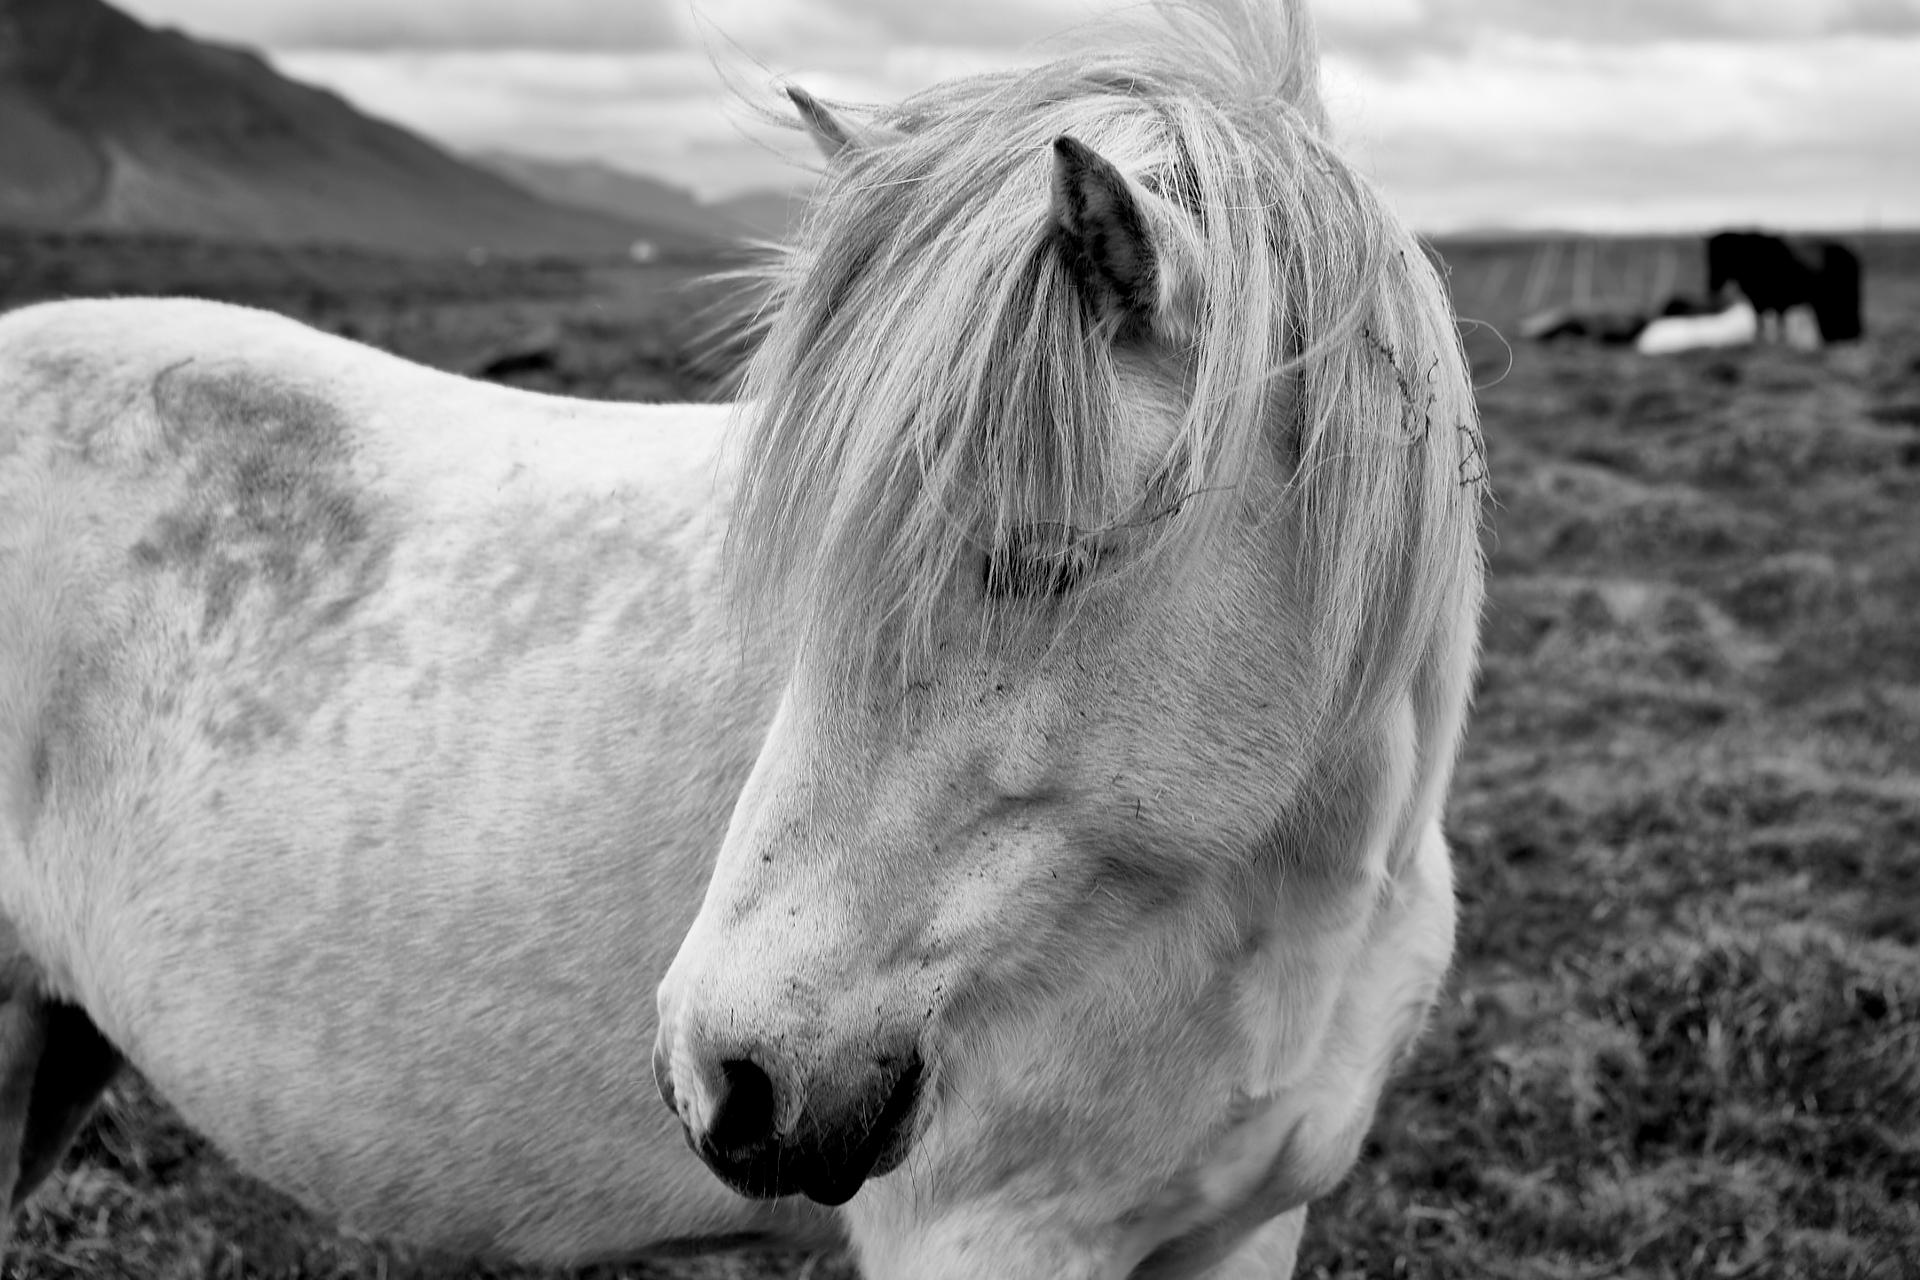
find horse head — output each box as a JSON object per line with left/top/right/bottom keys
{"left": 656, "top": 3, "right": 1485, "bottom": 1273}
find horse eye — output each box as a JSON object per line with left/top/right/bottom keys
{"left": 983, "top": 528, "right": 1097, "bottom": 600}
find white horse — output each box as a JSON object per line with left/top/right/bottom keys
{"left": 1634, "top": 295, "right": 1759, "bottom": 356}
{"left": 0, "top": 2, "right": 1484, "bottom": 1276}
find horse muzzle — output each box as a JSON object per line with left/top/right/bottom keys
{"left": 653, "top": 1036, "right": 925, "bottom": 1207}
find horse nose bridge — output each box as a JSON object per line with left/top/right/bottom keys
{"left": 669, "top": 903, "right": 836, "bottom": 1024}
{"left": 666, "top": 950, "right": 842, "bottom": 1071}
{"left": 663, "top": 952, "right": 930, "bottom": 1111}
{"left": 733, "top": 699, "right": 998, "bottom": 859}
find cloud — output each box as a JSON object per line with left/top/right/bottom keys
{"left": 1438, "top": 0, "right": 1920, "bottom": 45}
{"left": 119, "top": 0, "right": 1108, "bottom": 53}
{"left": 1330, "top": 33, "right": 1918, "bottom": 157}
{"left": 1321, "top": 0, "right": 1920, "bottom": 55}
{"left": 119, "top": 0, "right": 1920, "bottom": 55}
{"left": 1328, "top": 33, "right": 1920, "bottom": 228}
{"left": 133, "top": 1, "right": 1920, "bottom": 228}
{"left": 1363, "top": 127, "right": 1916, "bottom": 235}
{"left": 808, "top": 0, "right": 1108, "bottom": 47}
{"left": 271, "top": 48, "right": 821, "bottom": 196}
{"left": 117, "top": 0, "right": 685, "bottom": 50}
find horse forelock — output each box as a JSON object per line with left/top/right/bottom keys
{"left": 730, "top": 0, "right": 1485, "bottom": 719}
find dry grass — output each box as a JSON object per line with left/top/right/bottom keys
{"left": 1295, "top": 234, "right": 1920, "bottom": 1280}
{"left": 3, "top": 228, "right": 1919, "bottom": 1278}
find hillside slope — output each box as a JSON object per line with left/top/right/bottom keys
{"left": 0, "top": 0, "right": 703, "bottom": 256}
{"left": 477, "top": 150, "right": 810, "bottom": 245}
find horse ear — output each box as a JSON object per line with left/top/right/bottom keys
{"left": 785, "top": 85, "right": 902, "bottom": 160}
{"left": 1050, "top": 135, "right": 1196, "bottom": 337}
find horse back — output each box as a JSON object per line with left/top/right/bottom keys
{"left": 0, "top": 299, "right": 804, "bottom": 1254}
{"left": 0, "top": 290, "right": 742, "bottom": 978}
{"left": 1, "top": 295, "right": 724, "bottom": 875}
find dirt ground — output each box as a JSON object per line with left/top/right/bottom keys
{"left": 2, "top": 227, "right": 1916, "bottom": 1279}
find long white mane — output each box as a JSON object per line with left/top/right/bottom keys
{"left": 732, "top": 0, "right": 1484, "bottom": 722}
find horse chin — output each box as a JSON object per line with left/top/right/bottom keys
{"left": 802, "top": 1070, "right": 925, "bottom": 1206}
{"left": 694, "top": 1145, "right": 833, "bottom": 1203}
{"left": 696, "top": 1145, "right": 899, "bottom": 1209}
{"left": 867, "top": 1128, "right": 915, "bottom": 1180}
{"left": 801, "top": 1169, "right": 870, "bottom": 1209}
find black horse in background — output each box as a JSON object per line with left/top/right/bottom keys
{"left": 1708, "top": 230, "right": 1863, "bottom": 343}
{"left": 1523, "top": 231, "right": 1866, "bottom": 351}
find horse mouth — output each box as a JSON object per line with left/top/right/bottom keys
{"left": 689, "top": 1057, "right": 925, "bottom": 1207}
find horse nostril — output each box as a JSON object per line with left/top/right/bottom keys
{"left": 707, "top": 1057, "right": 779, "bottom": 1157}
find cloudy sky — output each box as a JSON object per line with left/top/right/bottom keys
{"left": 116, "top": 0, "right": 1920, "bottom": 231}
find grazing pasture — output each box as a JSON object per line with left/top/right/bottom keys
{"left": 1, "top": 226, "right": 1917, "bottom": 1278}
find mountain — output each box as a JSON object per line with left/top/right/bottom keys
{"left": 476, "top": 151, "right": 810, "bottom": 246}
{"left": 713, "top": 188, "right": 811, "bottom": 243}
{"left": 474, "top": 152, "right": 714, "bottom": 241}
{"left": 0, "top": 0, "right": 703, "bottom": 256}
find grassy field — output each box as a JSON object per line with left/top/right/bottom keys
{"left": 2, "top": 228, "right": 1917, "bottom": 1279}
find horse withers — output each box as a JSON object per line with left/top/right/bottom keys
{"left": 0, "top": 1, "right": 1485, "bottom": 1276}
